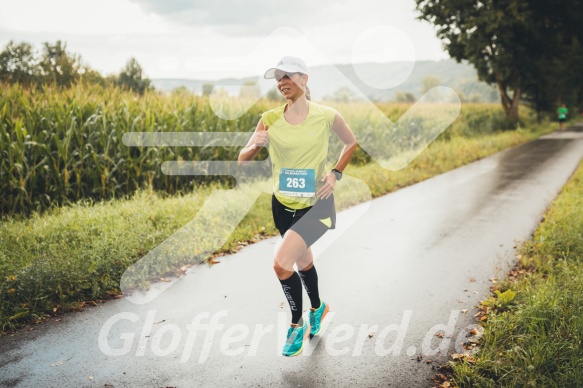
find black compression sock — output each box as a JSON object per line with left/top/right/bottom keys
{"left": 299, "top": 265, "right": 321, "bottom": 309}
{"left": 279, "top": 272, "right": 303, "bottom": 324}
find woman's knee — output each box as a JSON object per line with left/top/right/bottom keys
{"left": 297, "top": 260, "right": 313, "bottom": 272}
{"left": 273, "top": 260, "right": 293, "bottom": 279}
{"left": 296, "top": 249, "right": 313, "bottom": 271}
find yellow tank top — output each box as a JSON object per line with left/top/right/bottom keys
{"left": 262, "top": 100, "right": 337, "bottom": 209}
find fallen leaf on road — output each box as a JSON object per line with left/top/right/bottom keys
{"left": 461, "top": 309, "right": 468, "bottom": 313}
{"left": 368, "top": 333, "right": 374, "bottom": 338}
{"left": 88, "top": 375, "right": 93, "bottom": 381}
{"left": 209, "top": 258, "right": 221, "bottom": 265}
{"left": 435, "top": 332, "right": 445, "bottom": 338}
{"left": 51, "top": 360, "right": 65, "bottom": 367}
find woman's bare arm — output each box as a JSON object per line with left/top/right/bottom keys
{"left": 316, "top": 112, "right": 357, "bottom": 199}
{"left": 238, "top": 118, "right": 269, "bottom": 166}
{"left": 331, "top": 112, "right": 357, "bottom": 172}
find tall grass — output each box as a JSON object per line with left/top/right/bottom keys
{"left": 450, "top": 161, "right": 583, "bottom": 387}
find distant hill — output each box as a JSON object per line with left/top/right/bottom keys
{"left": 151, "top": 59, "right": 499, "bottom": 103}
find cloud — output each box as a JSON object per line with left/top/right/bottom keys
{"left": 128, "top": 0, "right": 344, "bottom": 35}
{"left": 0, "top": 0, "right": 449, "bottom": 79}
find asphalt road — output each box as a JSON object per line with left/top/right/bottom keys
{"left": 2, "top": 127, "right": 583, "bottom": 388}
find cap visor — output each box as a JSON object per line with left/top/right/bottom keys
{"left": 264, "top": 68, "right": 277, "bottom": 79}
{"left": 264, "top": 65, "right": 307, "bottom": 79}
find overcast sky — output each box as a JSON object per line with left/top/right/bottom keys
{"left": 0, "top": 0, "right": 449, "bottom": 80}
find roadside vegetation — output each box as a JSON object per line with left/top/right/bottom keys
{"left": 441, "top": 161, "right": 583, "bottom": 387}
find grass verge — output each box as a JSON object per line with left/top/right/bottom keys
{"left": 441, "top": 159, "right": 583, "bottom": 387}
{"left": 0, "top": 122, "right": 554, "bottom": 333}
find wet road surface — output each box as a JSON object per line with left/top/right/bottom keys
{"left": 1, "top": 127, "right": 583, "bottom": 387}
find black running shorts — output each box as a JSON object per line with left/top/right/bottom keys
{"left": 271, "top": 194, "right": 336, "bottom": 248}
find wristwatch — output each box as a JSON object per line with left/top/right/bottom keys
{"left": 331, "top": 168, "right": 343, "bottom": 181}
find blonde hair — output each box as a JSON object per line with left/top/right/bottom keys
{"left": 299, "top": 73, "right": 310, "bottom": 101}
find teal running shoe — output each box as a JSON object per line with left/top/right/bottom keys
{"left": 309, "top": 301, "right": 329, "bottom": 336}
{"left": 282, "top": 319, "right": 310, "bottom": 357}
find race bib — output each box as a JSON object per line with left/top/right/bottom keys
{"left": 279, "top": 168, "right": 316, "bottom": 197}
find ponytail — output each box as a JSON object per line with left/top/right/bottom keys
{"left": 304, "top": 84, "right": 311, "bottom": 101}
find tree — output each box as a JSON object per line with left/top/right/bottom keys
{"left": 78, "top": 67, "right": 108, "bottom": 87}
{"left": 0, "top": 40, "right": 40, "bottom": 85}
{"left": 239, "top": 80, "right": 261, "bottom": 100}
{"left": 118, "top": 57, "right": 151, "bottom": 95}
{"left": 520, "top": 1, "right": 583, "bottom": 120}
{"left": 421, "top": 75, "right": 440, "bottom": 95}
{"left": 416, "top": 0, "right": 583, "bottom": 125}
{"left": 202, "top": 83, "right": 214, "bottom": 96}
{"left": 421, "top": 75, "right": 442, "bottom": 102}
{"left": 395, "top": 91, "right": 416, "bottom": 103}
{"left": 467, "top": 93, "right": 482, "bottom": 103}
{"left": 170, "top": 85, "right": 192, "bottom": 97}
{"left": 266, "top": 87, "right": 284, "bottom": 101}
{"left": 415, "top": 0, "right": 538, "bottom": 125}
{"left": 324, "top": 87, "right": 360, "bottom": 103}
{"left": 39, "top": 40, "right": 83, "bottom": 87}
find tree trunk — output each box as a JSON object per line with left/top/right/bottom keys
{"left": 497, "top": 80, "right": 520, "bottom": 128}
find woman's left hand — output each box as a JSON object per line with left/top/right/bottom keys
{"left": 316, "top": 173, "right": 336, "bottom": 200}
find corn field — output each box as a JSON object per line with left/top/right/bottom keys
{"left": 0, "top": 83, "right": 274, "bottom": 216}
{"left": 0, "top": 82, "right": 524, "bottom": 217}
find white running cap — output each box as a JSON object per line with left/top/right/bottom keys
{"left": 264, "top": 56, "right": 308, "bottom": 79}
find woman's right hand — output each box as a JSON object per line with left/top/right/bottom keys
{"left": 254, "top": 124, "right": 269, "bottom": 148}
{"left": 238, "top": 121, "right": 269, "bottom": 165}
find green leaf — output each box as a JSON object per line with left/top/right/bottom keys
{"left": 494, "top": 289, "right": 516, "bottom": 306}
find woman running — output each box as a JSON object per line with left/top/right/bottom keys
{"left": 238, "top": 56, "right": 357, "bottom": 356}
